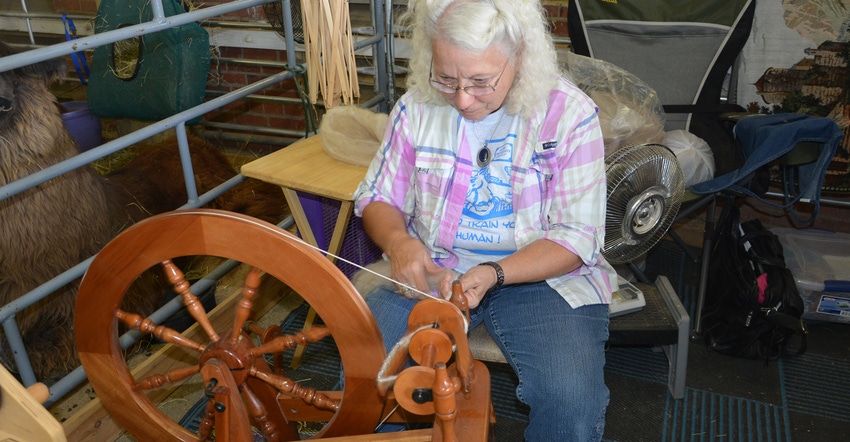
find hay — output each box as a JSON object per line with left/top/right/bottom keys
{"left": 90, "top": 145, "right": 143, "bottom": 175}
{"left": 110, "top": 38, "right": 142, "bottom": 80}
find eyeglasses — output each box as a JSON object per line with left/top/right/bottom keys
{"left": 430, "top": 60, "right": 510, "bottom": 97}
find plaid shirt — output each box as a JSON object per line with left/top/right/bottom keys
{"left": 354, "top": 77, "right": 614, "bottom": 307}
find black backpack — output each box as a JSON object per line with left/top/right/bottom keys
{"left": 701, "top": 204, "right": 808, "bottom": 363}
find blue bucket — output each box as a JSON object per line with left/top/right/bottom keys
{"left": 61, "top": 101, "right": 102, "bottom": 152}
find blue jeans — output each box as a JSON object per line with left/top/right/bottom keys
{"left": 367, "top": 281, "right": 610, "bottom": 441}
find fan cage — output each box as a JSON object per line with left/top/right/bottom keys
{"left": 603, "top": 143, "right": 685, "bottom": 264}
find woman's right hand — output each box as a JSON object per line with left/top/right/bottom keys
{"left": 361, "top": 201, "right": 445, "bottom": 299}
{"left": 387, "top": 235, "right": 445, "bottom": 298}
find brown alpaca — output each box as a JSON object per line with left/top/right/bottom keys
{"left": 104, "top": 134, "right": 287, "bottom": 225}
{"left": 0, "top": 41, "right": 285, "bottom": 380}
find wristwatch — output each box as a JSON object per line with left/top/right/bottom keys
{"left": 478, "top": 261, "right": 504, "bottom": 291}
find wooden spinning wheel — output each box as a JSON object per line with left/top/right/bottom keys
{"left": 74, "top": 209, "right": 388, "bottom": 441}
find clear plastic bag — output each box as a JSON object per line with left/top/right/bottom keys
{"left": 663, "top": 130, "right": 715, "bottom": 187}
{"left": 559, "top": 52, "right": 666, "bottom": 156}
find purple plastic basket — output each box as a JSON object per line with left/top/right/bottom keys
{"left": 299, "top": 193, "right": 382, "bottom": 278}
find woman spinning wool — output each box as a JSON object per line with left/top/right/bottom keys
{"left": 353, "top": 0, "right": 615, "bottom": 439}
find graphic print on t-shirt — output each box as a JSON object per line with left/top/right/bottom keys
{"left": 455, "top": 133, "right": 516, "bottom": 255}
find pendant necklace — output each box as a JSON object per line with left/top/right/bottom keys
{"left": 473, "top": 110, "right": 506, "bottom": 168}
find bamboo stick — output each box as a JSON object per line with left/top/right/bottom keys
{"left": 300, "top": 0, "right": 359, "bottom": 109}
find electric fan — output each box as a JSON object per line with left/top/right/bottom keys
{"left": 603, "top": 143, "right": 685, "bottom": 265}
{"left": 263, "top": 0, "right": 304, "bottom": 44}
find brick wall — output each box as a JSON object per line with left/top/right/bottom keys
{"left": 203, "top": 45, "right": 311, "bottom": 144}
{"left": 542, "top": 0, "right": 571, "bottom": 38}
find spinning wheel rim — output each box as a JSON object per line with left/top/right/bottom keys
{"left": 75, "top": 209, "right": 387, "bottom": 440}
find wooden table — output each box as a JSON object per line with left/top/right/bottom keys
{"left": 241, "top": 134, "right": 369, "bottom": 258}
{"left": 241, "top": 134, "right": 370, "bottom": 367}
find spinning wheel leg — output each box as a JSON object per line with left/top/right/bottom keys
{"left": 75, "top": 210, "right": 388, "bottom": 440}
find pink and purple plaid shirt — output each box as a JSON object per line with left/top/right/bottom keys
{"left": 354, "top": 77, "right": 615, "bottom": 307}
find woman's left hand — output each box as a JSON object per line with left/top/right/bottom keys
{"left": 438, "top": 264, "right": 499, "bottom": 309}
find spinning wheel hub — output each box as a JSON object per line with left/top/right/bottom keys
{"left": 198, "top": 331, "right": 257, "bottom": 385}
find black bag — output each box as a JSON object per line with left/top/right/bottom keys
{"left": 701, "top": 204, "right": 808, "bottom": 362}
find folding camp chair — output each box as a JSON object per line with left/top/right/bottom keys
{"left": 567, "top": 0, "right": 843, "bottom": 335}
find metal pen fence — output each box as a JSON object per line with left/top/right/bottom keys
{"left": 0, "top": 0, "right": 392, "bottom": 407}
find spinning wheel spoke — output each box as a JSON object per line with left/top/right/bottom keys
{"left": 231, "top": 267, "right": 261, "bottom": 343}
{"left": 242, "top": 384, "right": 279, "bottom": 442}
{"left": 133, "top": 365, "right": 201, "bottom": 391}
{"left": 197, "top": 400, "right": 216, "bottom": 441}
{"left": 162, "top": 259, "right": 221, "bottom": 343}
{"left": 248, "top": 326, "right": 331, "bottom": 357}
{"left": 248, "top": 366, "right": 340, "bottom": 413}
{"left": 115, "top": 309, "right": 206, "bottom": 353}
{"left": 244, "top": 322, "right": 286, "bottom": 374}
